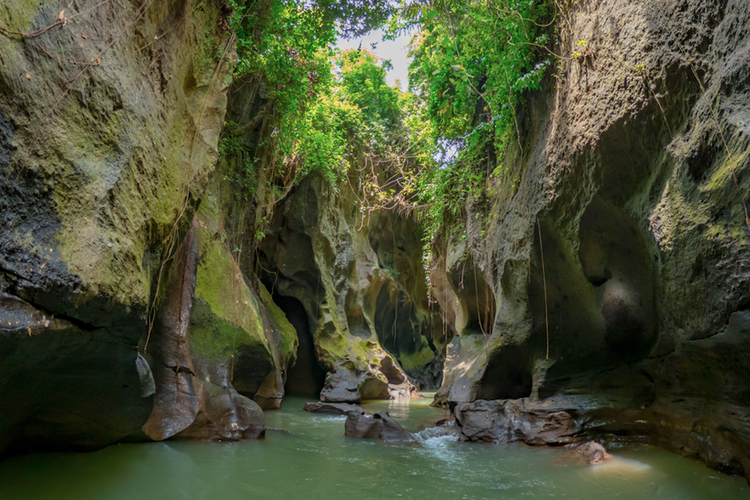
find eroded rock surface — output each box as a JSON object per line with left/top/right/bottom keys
{"left": 344, "top": 411, "right": 415, "bottom": 442}
{"left": 431, "top": 0, "right": 750, "bottom": 480}
{"left": 0, "top": 0, "right": 748, "bottom": 486}
{"left": 257, "top": 171, "right": 441, "bottom": 403}
{"left": 0, "top": 0, "right": 234, "bottom": 456}
{"left": 303, "top": 402, "right": 363, "bottom": 416}
{"left": 455, "top": 399, "right": 578, "bottom": 445}
{"left": 576, "top": 442, "right": 611, "bottom": 465}
{"left": 141, "top": 219, "right": 270, "bottom": 441}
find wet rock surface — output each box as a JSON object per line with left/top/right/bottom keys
{"left": 455, "top": 399, "right": 578, "bottom": 445}
{"left": 303, "top": 402, "right": 363, "bottom": 416}
{"left": 141, "top": 220, "right": 267, "bottom": 442}
{"left": 344, "top": 411, "right": 415, "bottom": 443}
{"left": 576, "top": 442, "right": 611, "bottom": 465}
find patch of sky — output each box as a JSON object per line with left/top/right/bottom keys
{"left": 334, "top": 24, "right": 458, "bottom": 166}
{"left": 335, "top": 27, "right": 414, "bottom": 91}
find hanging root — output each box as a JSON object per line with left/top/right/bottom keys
{"left": 537, "top": 220, "right": 550, "bottom": 360}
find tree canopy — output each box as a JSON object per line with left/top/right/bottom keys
{"left": 225, "top": 0, "right": 552, "bottom": 245}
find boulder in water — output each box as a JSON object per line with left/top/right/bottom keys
{"left": 344, "top": 411, "right": 415, "bottom": 442}
{"left": 455, "top": 398, "right": 578, "bottom": 445}
{"left": 576, "top": 441, "right": 611, "bottom": 464}
{"left": 303, "top": 402, "right": 363, "bottom": 416}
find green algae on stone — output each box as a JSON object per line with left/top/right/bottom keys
{"left": 191, "top": 3, "right": 223, "bottom": 87}
{"left": 258, "top": 282, "right": 298, "bottom": 363}
{"left": 0, "top": 0, "right": 40, "bottom": 37}
{"left": 189, "top": 297, "right": 268, "bottom": 363}
{"left": 193, "top": 230, "right": 268, "bottom": 349}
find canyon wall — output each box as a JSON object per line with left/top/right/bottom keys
{"left": 433, "top": 0, "right": 750, "bottom": 479}
{"left": 256, "top": 173, "right": 442, "bottom": 402}
{"left": 0, "top": 0, "right": 287, "bottom": 455}
{"left": 0, "top": 0, "right": 439, "bottom": 456}
{"left": 1, "top": 0, "right": 749, "bottom": 483}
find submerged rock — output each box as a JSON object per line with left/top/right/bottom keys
{"left": 344, "top": 411, "right": 415, "bottom": 442}
{"left": 303, "top": 402, "right": 363, "bottom": 416}
{"left": 576, "top": 441, "right": 611, "bottom": 465}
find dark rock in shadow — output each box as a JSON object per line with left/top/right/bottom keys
{"left": 142, "top": 219, "right": 265, "bottom": 442}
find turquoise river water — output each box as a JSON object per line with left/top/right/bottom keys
{"left": 0, "top": 394, "right": 748, "bottom": 500}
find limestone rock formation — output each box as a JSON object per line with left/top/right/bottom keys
{"left": 140, "top": 217, "right": 279, "bottom": 441}
{"left": 188, "top": 178, "right": 298, "bottom": 412}
{"left": 344, "top": 411, "right": 415, "bottom": 442}
{"left": 455, "top": 399, "right": 578, "bottom": 445}
{"left": 0, "top": 0, "right": 235, "bottom": 456}
{"left": 0, "top": 0, "right": 748, "bottom": 486}
{"left": 303, "top": 402, "right": 363, "bottom": 416}
{"left": 257, "top": 171, "right": 441, "bottom": 402}
{"left": 0, "top": 0, "right": 296, "bottom": 454}
{"left": 431, "top": 0, "right": 750, "bottom": 479}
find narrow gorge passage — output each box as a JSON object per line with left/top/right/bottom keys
{"left": 0, "top": 0, "right": 749, "bottom": 496}
{"left": 275, "top": 294, "right": 326, "bottom": 398}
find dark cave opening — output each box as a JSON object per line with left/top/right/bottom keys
{"left": 475, "top": 345, "right": 534, "bottom": 400}
{"left": 273, "top": 294, "right": 326, "bottom": 398}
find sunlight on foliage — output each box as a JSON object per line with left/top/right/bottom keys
{"left": 223, "top": 0, "right": 552, "bottom": 267}
{"left": 404, "top": 0, "right": 551, "bottom": 242}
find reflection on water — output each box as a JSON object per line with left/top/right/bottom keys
{"left": 360, "top": 391, "right": 448, "bottom": 432}
{"left": 382, "top": 398, "right": 411, "bottom": 420}
{"left": 0, "top": 395, "right": 747, "bottom": 500}
{"left": 591, "top": 455, "right": 652, "bottom": 474}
